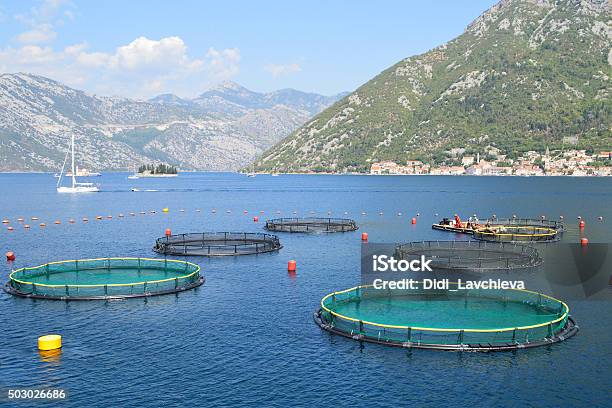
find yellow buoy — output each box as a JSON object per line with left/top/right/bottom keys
{"left": 38, "top": 334, "right": 62, "bottom": 351}
{"left": 162, "top": 207, "right": 169, "bottom": 213}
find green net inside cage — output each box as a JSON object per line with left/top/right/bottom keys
{"left": 7, "top": 258, "right": 202, "bottom": 300}
{"left": 316, "top": 284, "right": 576, "bottom": 350}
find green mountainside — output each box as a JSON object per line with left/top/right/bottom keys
{"left": 254, "top": 0, "right": 611, "bottom": 173}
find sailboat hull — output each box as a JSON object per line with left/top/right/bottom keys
{"left": 57, "top": 186, "right": 99, "bottom": 193}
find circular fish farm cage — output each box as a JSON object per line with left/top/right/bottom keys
{"left": 394, "top": 241, "right": 542, "bottom": 272}
{"left": 473, "top": 225, "right": 560, "bottom": 243}
{"left": 265, "top": 217, "right": 358, "bottom": 233}
{"left": 4, "top": 258, "right": 203, "bottom": 300}
{"left": 153, "top": 232, "right": 282, "bottom": 256}
{"left": 314, "top": 285, "right": 577, "bottom": 351}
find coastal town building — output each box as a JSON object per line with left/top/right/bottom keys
{"left": 370, "top": 149, "right": 612, "bottom": 176}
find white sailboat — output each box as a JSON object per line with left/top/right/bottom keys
{"left": 127, "top": 164, "right": 140, "bottom": 179}
{"left": 56, "top": 135, "right": 99, "bottom": 193}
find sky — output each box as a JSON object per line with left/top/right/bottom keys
{"left": 0, "top": 0, "right": 499, "bottom": 99}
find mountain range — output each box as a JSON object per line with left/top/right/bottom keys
{"left": 0, "top": 73, "right": 345, "bottom": 171}
{"left": 253, "top": 0, "right": 611, "bottom": 173}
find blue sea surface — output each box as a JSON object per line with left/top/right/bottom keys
{"left": 0, "top": 173, "right": 611, "bottom": 407}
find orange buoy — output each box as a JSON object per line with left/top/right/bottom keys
{"left": 580, "top": 237, "right": 588, "bottom": 246}
{"left": 253, "top": 216, "right": 259, "bottom": 222}
{"left": 287, "top": 260, "right": 297, "bottom": 272}
{"left": 6, "top": 251, "right": 15, "bottom": 261}
{"left": 165, "top": 228, "right": 172, "bottom": 237}
{"left": 411, "top": 217, "right": 417, "bottom": 225}
{"left": 39, "top": 223, "right": 46, "bottom": 227}
{"left": 361, "top": 232, "right": 368, "bottom": 242}
{"left": 579, "top": 220, "right": 585, "bottom": 229}
{"left": 96, "top": 215, "right": 103, "bottom": 220}
{"left": 54, "top": 220, "right": 61, "bottom": 224}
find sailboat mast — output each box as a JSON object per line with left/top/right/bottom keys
{"left": 71, "top": 134, "right": 76, "bottom": 187}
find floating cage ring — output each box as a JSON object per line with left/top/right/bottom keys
{"left": 264, "top": 217, "right": 358, "bottom": 233}
{"left": 394, "top": 240, "right": 543, "bottom": 272}
{"left": 153, "top": 232, "right": 282, "bottom": 256}
{"left": 473, "top": 225, "right": 561, "bottom": 243}
{"left": 4, "top": 257, "right": 204, "bottom": 300}
{"left": 314, "top": 284, "right": 578, "bottom": 351}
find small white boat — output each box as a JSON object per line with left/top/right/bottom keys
{"left": 127, "top": 175, "right": 140, "bottom": 180}
{"left": 56, "top": 135, "right": 99, "bottom": 193}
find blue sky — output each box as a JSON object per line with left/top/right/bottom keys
{"left": 0, "top": 0, "right": 498, "bottom": 98}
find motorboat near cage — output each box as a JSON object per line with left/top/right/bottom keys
{"left": 432, "top": 217, "right": 563, "bottom": 243}
{"left": 4, "top": 258, "right": 203, "bottom": 300}
{"left": 394, "top": 240, "right": 542, "bottom": 272}
{"left": 153, "top": 232, "right": 282, "bottom": 256}
{"left": 264, "top": 217, "right": 358, "bottom": 233}
{"left": 314, "top": 284, "right": 577, "bottom": 351}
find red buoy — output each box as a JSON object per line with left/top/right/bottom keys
{"left": 579, "top": 220, "right": 585, "bottom": 229}
{"left": 361, "top": 232, "right": 368, "bottom": 242}
{"left": 287, "top": 260, "right": 297, "bottom": 272}
{"left": 165, "top": 228, "right": 172, "bottom": 237}
{"left": 253, "top": 216, "right": 259, "bottom": 222}
{"left": 580, "top": 237, "right": 588, "bottom": 246}
{"left": 6, "top": 251, "right": 15, "bottom": 261}
{"left": 411, "top": 217, "right": 417, "bottom": 225}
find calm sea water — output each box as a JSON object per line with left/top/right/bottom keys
{"left": 1, "top": 173, "right": 611, "bottom": 407}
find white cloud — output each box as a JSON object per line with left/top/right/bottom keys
{"left": 0, "top": 36, "right": 241, "bottom": 99}
{"left": 264, "top": 62, "right": 302, "bottom": 77}
{"left": 15, "top": 23, "right": 57, "bottom": 44}
{"left": 111, "top": 36, "right": 189, "bottom": 70}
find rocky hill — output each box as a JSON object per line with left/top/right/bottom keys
{"left": 253, "top": 0, "right": 611, "bottom": 173}
{"left": 0, "top": 74, "right": 343, "bottom": 171}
